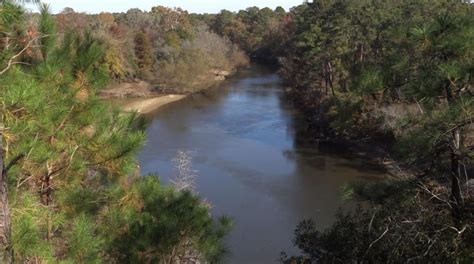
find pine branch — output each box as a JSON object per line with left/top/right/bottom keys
{"left": 86, "top": 148, "right": 134, "bottom": 166}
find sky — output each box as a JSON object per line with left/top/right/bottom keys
{"left": 25, "top": 1, "right": 305, "bottom": 14}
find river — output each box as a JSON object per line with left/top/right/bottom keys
{"left": 138, "top": 65, "right": 386, "bottom": 263}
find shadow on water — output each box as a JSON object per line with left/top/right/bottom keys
{"left": 138, "top": 64, "right": 387, "bottom": 263}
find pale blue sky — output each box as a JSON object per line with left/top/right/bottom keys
{"left": 25, "top": 1, "right": 305, "bottom": 14}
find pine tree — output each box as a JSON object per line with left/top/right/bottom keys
{"left": 1, "top": 4, "right": 234, "bottom": 262}
{"left": 0, "top": 2, "right": 28, "bottom": 262}
{"left": 281, "top": 0, "right": 473, "bottom": 261}
{"left": 1, "top": 3, "right": 145, "bottom": 261}
{"left": 101, "top": 176, "right": 232, "bottom": 263}
{"left": 37, "top": 4, "right": 56, "bottom": 61}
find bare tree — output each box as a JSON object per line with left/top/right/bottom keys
{"left": 0, "top": 35, "right": 48, "bottom": 75}
{"left": 171, "top": 150, "right": 197, "bottom": 192}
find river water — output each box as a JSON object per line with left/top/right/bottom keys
{"left": 138, "top": 65, "right": 386, "bottom": 263}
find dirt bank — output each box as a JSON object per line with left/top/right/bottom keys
{"left": 101, "top": 80, "right": 155, "bottom": 98}
{"left": 119, "top": 94, "right": 187, "bottom": 114}
{"left": 101, "top": 69, "right": 239, "bottom": 114}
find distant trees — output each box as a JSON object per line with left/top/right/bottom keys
{"left": 97, "top": 12, "right": 115, "bottom": 29}
{"left": 51, "top": 5, "right": 249, "bottom": 91}
{"left": 154, "top": 23, "right": 247, "bottom": 93}
{"left": 151, "top": 6, "right": 192, "bottom": 36}
{"left": 56, "top": 7, "right": 89, "bottom": 32}
{"left": 134, "top": 31, "right": 154, "bottom": 79}
{"left": 207, "top": 6, "right": 291, "bottom": 61}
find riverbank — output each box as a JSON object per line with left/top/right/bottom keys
{"left": 119, "top": 95, "right": 187, "bottom": 114}
{"left": 282, "top": 88, "right": 416, "bottom": 180}
{"left": 102, "top": 68, "right": 239, "bottom": 113}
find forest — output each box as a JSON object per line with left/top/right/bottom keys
{"left": 0, "top": 0, "right": 473, "bottom": 263}
{"left": 277, "top": 0, "right": 473, "bottom": 262}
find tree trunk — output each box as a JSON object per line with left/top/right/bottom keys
{"left": 450, "top": 128, "right": 463, "bottom": 219}
{"left": 327, "top": 62, "right": 335, "bottom": 96}
{"left": 0, "top": 132, "right": 13, "bottom": 264}
{"left": 445, "top": 84, "right": 464, "bottom": 219}
{"left": 323, "top": 63, "right": 328, "bottom": 95}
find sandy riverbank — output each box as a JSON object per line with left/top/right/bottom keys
{"left": 120, "top": 94, "right": 187, "bottom": 114}
{"left": 102, "top": 67, "right": 242, "bottom": 114}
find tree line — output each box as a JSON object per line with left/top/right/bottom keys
{"left": 51, "top": 6, "right": 248, "bottom": 93}
{"left": 271, "top": 0, "right": 472, "bottom": 262}
{"left": 197, "top": 6, "right": 293, "bottom": 62}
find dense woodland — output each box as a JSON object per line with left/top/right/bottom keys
{"left": 51, "top": 6, "right": 249, "bottom": 93}
{"left": 0, "top": 0, "right": 473, "bottom": 263}
{"left": 276, "top": 0, "right": 474, "bottom": 262}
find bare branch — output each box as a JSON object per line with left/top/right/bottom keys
{"left": 2, "top": 154, "right": 24, "bottom": 175}
{"left": 171, "top": 150, "right": 197, "bottom": 192}
{"left": 366, "top": 225, "right": 390, "bottom": 253}
{"left": 0, "top": 35, "right": 49, "bottom": 76}
{"left": 368, "top": 209, "right": 376, "bottom": 234}
{"left": 417, "top": 182, "right": 452, "bottom": 208}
